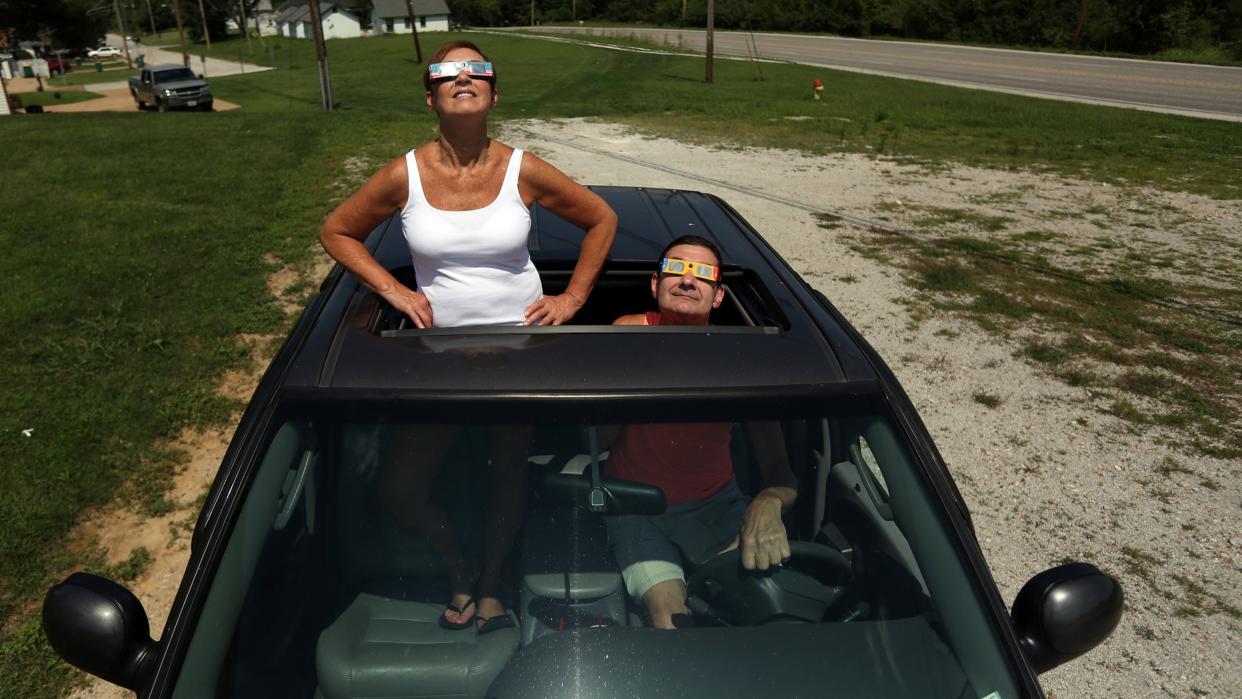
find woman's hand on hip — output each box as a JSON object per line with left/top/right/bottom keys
{"left": 385, "top": 286, "right": 434, "bottom": 328}
{"left": 524, "top": 293, "right": 583, "bottom": 326}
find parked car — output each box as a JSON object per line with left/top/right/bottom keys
{"left": 87, "top": 46, "right": 122, "bottom": 58}
{"left": 43, "top": 189, "right": 1122, "bottom": 698}
{"left": 129, "top": 64, "right": 212, "bottom": 112}
{"left": 43, "top": 52, "right": 71, "bottom": 73}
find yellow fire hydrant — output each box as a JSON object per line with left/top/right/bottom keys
{"left": 813, "top": 79, "right": 824, "bottom": 101}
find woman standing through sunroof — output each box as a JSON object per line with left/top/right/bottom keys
{"left": 320, "top": 40, "right": 616, "bottom": 634}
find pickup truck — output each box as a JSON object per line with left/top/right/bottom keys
{"left": 129, "top": 64, "right": 213, "bottom": 112}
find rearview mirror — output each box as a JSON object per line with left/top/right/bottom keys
{"left": 541, "top": 472, "right": 666, "bottom": 515}
{"left": 1010, "top": 562, "right": 1123, "bottom": 674}
{"left": 43, "top": 572, "right": 157, "bottom": 689}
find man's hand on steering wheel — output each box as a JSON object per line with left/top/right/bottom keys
{"left": 726, "top": 488, "right": 795, "bottom": 570}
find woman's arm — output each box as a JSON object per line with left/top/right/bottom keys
{"left": 519, "top": 153, "right": 618, "bottom": 326}
{"left": 320, "top": 156, "right": 434, "bottom": 328}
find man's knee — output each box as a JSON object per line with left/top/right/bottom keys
{"left": 621, "top": 561, "right": 686, "bottom": 628}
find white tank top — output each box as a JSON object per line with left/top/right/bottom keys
{"left": 401, "top": 148, "right": 543, "bottom": 327}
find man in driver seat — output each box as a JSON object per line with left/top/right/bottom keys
{"left": 606, "top": 235, "right": 798, "bottom": 629}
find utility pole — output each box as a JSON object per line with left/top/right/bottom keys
{"left": 307, "top": 0, "right": 333, "bottom": 110}
{"left": 530, "top": 0, "right": 534, "bottom": 27}
{"left": 197, "top": 0, "right": 212, "bottom": 49}
{"left": 144, "top": 0, "right": 159, "bottom": 38}
{"left": 682, "top": 0, "right": 687, "bottom": 21}
{"left": 404, "top": 0, "right": 422, "bottom": 61}
{"left": 172, "top": 0, "right": 190, "bottom": 65}
{"left": 705, "top": 0, "right": 714, "bottom": 83}
{"left": 239, "top": 0, "right": 252, "bottom": 53}
{"left": 113, "top": 0, "right": 135, "bottom": 68}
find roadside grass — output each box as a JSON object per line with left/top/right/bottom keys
{"left": 11, "top": 90, "right": 103, "bottom": 107}
{"left": 2, "top": 30, "right": 1239, "bottom": 698}
{"left": 821, "top": 219, "right": 1242, "bottom": 458}
{"left": 535, "top": 24, "right": 1242, "bottom": 67}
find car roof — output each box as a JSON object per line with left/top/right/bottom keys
{"left": 282, "top": 187, "right": 880, "bottom": 397}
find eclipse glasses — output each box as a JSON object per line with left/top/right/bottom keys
{"left": 660, "top": 257, "right": 721, "bottom": 282}
{"left": 428, "top": 60, "right": 495, "bottom": 82}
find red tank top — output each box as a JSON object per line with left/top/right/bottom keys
{"left": 605, "top": 312, "right": 734, "bottom": 505}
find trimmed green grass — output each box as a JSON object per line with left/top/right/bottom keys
{"left": 0, "top": 111, "right": 366, "bottom": 698}
{"left": 46, "top": 65, "right": 136, "bottom": 88}
{"left": 2, "top": 29, "right": 1240, "bottom": 697}
{"left": 11, "top": 90, "right": 103, "bottom": 107}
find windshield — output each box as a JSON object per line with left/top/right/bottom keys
{"left": 154, "top": 68, "right": 196, "bottom": 83}
{"left": 172, "top": 400, "right": 1021, "bottom": 698}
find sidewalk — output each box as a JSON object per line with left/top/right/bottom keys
{"left": 109, "top": 33, "right": 272, "bottom": 80}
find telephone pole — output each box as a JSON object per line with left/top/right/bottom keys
{"left": 144, "top": 0, "right": 159, "bottom": 38}
{"left": 113, "top": 0, "right": 134, "bottom": 68}
{"left": 705, "top": 0, "right": 714, "bottom": 83}
{"left": 307, "top": 0, "right": 333, "bottom": 110}
{"left": 197, "top": 0, "right": 212, "bottom": 49}
{"left": 239, "top": 0, "right": 252, "bottom": 53}
{"left": 404, "top": 0, "right": 422, "bottom": 61}
{"left": 172, "top": 0, "right": 190, "bottom": 65}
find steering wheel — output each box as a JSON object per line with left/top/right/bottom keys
{"left": 686, "top": 541, "right": 854, "bottom": 626}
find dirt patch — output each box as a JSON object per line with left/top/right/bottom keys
{"left": 8, "top": 84, "right": 240, "bottom": 114}
{"left": 64, "top": 254, "right": 332, "bottom": 699}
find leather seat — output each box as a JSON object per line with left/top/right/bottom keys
{"left": 317, "top": 594, "right": 518, "bottom": 699}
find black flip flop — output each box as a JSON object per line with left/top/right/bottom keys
{"left": 438, "top": 597, "right": 477, "bottom": 630}
{"left": 475, "top": 613, "right": 516, "bottom": 635}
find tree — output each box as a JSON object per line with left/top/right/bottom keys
{"left": 0, "top": 0, "right": 111, "bottom": 49}
{"left": 181, "top": 0, "right": 232, "bottom": 42}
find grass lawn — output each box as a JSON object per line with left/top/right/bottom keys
{"left": 46, "top": 65, "right": 136, "bottom": 88}
{"left": 1, "top": 29, "right": 1240, "bottom": 698}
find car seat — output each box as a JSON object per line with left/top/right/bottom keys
{"left": 316, "top": 423, "right": 518, "bottom": 699}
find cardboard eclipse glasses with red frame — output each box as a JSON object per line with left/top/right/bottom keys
{"left": 428, "top": 60, "right": 495, "bottom": 82}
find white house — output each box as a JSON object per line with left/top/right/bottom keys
{"left": 274, "top": 1, "right": 363, "bottom": 39}
{"left": 225, "top": 0, "right": 281, "bottom": 36}
{"left": 370, "top": 0, "right": 451, "bottom": 35}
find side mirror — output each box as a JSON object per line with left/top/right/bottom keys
{"left": 43, "top": 572, "right": 157, "bottom": 689}
{"left": 196, "top": 73, "right": 204, "bottom": 79}
{"left": 1010, "top": 562, "right": 1123, "bottom": 674}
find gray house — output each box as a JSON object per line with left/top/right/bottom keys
{"left": 370, "top": 0, "right": 451, "bottom": 34}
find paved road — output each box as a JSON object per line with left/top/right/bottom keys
{"left": 515, "top": 27, "right": 1242, "bottom": 122}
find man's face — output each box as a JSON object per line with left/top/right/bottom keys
{"left": 652, "top": 243, "right": 725, "bottom": 320}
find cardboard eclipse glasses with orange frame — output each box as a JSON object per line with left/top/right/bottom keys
{"left": 660, "top": 257, "right": 721, "bottom": 282}
{"left": 428, "top": 60, "right": 495, "bottom": 82}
